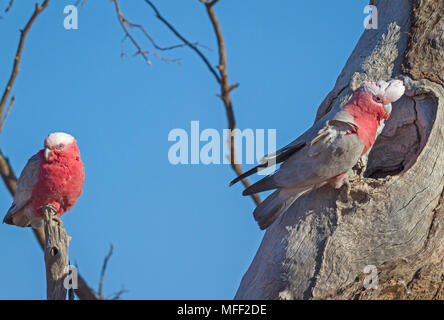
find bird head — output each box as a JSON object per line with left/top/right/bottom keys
{"left": 43, "top": 132, "right": 77, "bottom": 161}
{"left": 360, "top": 79, "right": 405, "bottom": 105}
{"left": 356, "top": 79, "right": 405, "bottom": 120}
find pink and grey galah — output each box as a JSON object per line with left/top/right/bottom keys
{"left": 3, "top": 132, "right": 85, "bottom": 228}
{"left": 230, "top": 79, "right": 406, "bottom": 230}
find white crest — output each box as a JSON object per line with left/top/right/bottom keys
{"left": 44, "top": 132, "right": 75, "bottom": 148}
{"left": 361, "top": 79, "right": 405, "bottom": 104}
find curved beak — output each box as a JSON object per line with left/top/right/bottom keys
{"left": 44, "top": 147, "right": 51, "bottom": 161}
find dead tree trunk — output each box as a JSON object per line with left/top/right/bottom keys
{"left": 43, "top": 205, "right": 70, "bottom": 300}
{"left": 236, "top": 0, "right": 444, "bottom": 300}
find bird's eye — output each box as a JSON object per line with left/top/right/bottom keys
{"left": 375, "top": 96, "right": 382, "bottom": 102}
{"left": 56, "top": 144, "right": 64, "bottom": 150}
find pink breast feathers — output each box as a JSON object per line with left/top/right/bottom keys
{"left": 31, "top": 141, "right": 85, "bottom": 218}
{"left": 344, "top": 91, "right": 387, "bottom": 156}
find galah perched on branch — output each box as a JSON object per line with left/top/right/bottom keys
{"left": 3, "top": 132, "right": 85, "bottom": 228}
{"left": 231, "top": 79, "right": 405, "bottom": 230}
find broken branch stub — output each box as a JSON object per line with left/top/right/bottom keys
{"left": 43, "top": 204, "right": 70, "bottom": 300}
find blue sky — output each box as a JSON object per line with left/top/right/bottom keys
{"left": 0, "top": 0, "right": 368, "bottom": 299}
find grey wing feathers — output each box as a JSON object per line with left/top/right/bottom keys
{"left": 307, "top": 120, "right": 357, "bottom": 158}
{"left": 233, "top": 107, "right": 354, "bottom": 188}
{"left": 3, "top": 154, "right": 40, "bottom": 226}
{"left": 229, "top": 141, "right": 306, "bottom": 187}
{"left": 243, "top": 118, "right": 363, "bottom": 195}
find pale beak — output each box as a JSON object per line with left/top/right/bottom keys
{"left": 44, "top": 147, "right": 51, "bottom": 161}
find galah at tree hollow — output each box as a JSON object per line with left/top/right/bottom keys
{"left": 230, "top": 79, "right": 406, "bottom": 230}
{"left": 3, "top": 132, "right": 84, "bottom": 228}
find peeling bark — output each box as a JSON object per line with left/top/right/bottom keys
{"left": 236, "top": 0, "right": 444, "bottom": 300}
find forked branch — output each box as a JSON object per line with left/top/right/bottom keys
{"left": 121, "top": 0, "right": 261, "bottom": 205}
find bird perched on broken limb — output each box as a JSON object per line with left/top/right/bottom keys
{"left": 3, "top": 132, "right": 85, "bottom": 228}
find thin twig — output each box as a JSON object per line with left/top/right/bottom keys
{"left": 112, "top": 0, "right": 152, "bottom": 65}
{"left": 144, "top": 0, "right": 221, "bottom": 82}
{"left": 107, "top": 286, "right": 128, "bottom": 300}
{"left": 113, "top": 0, "right": 196, "bottom": 66}
{"left": 98, "top": 244, "right": 114, "bottom": 299}
{"left": 124, "top": 19, "right": 197, "bottom": 52}
{"left": 137, "top": 50, "right": 182, "bottom": 64}
{"left": 5, "top": 0, "right": 14, "bottom": 12}
{"left": 0, "top": 95, "right": 15, "bottom": 135}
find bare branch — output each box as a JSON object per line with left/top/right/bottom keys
{"left": 200, "top": 0, "right": 219, "bottom": 8}
{"left": 0, "top": 0, "right": 50, "bottom": 119}
{"left": 0, "top": 95, "right": 15, "bottom": 135}
{"left": 142, "top": 0, "right": 261, "bottom": 205}
{"left": 201, "top": 0, "right": 261, "bottom": 205}
{"left": 113, "top": 0, "right": 200, "bottom": 66}
{"left": 112, "top": 0, "right": 152, "bottom": 66}
{"left": 0, "top": 150, "right": 17, "bottom": 195}
{"left": 73, "top": 265, "right": 99, "bottom": 300}
{"left": 124, "top": 19, "right": 196, "bottom": 52}
{"left": 107, "top": 286, "right": 128, "bottom": 300}
{"left": 137, "top": 50, "right": 182, "bottom": 64}
{"left": 5, "top": 0, "right": 14, "bottom": 13}
{"left": 98, "top": 244, "right": 114, "bottom": 299}
{"left": 144, "top": 0, "right": 221, "bottom": 83}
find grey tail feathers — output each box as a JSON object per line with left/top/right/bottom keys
{"left": 229, "top": 163, "right": 268, "bottom": 187}
{"left": 3, "top": 204, "right": 16, "bottom": 225}
{"left": 229, "top": 141, "right": 306, "bottom": 187}
{"left": 253, "top": 187, "right": 311, "bottom": 230}
{"left": 2, "top": 213, "right": 13, "bottom": 225}
{"left": 242, "top": 175, "right": 277, "bottom": 196}
{"left": 3, "top": 206, "right": 31, "bottom": 228}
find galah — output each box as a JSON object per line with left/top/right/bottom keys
{"left": 230, "top": 79, "right": 405, "bottom": 230}
{"left": 3, "top": 132, "right": 85, "bottom": 228}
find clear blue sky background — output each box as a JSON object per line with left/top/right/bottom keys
{"left": 0, "top": 0, "right": 368, "bottom": 299}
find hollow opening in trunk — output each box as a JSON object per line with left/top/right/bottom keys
{"left": 365, "top": 93, "right": 437, "bottom": 179}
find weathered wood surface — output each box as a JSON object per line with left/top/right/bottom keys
{"left": 43, "top": 205, "right": 70, "bottom": 300}
{"left": 236, "top": 0, "right": 444, "bottom": 299}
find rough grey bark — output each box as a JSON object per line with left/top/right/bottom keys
{"left": 236, "top": 0, "right": 444, "bottom": 300}
{"left": 43, "top": 205, "right": 70, "bottom": 300}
